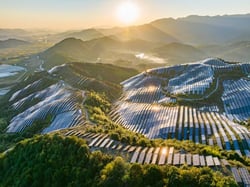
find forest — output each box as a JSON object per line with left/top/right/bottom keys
{"left": 0, "top": 134, "right": 237, "bottom": 187}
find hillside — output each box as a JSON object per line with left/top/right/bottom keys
{"left": 0, "top": 134, "right": 237, "bottom": 187}
{"left": 0, "top": 39, "right": 30, "bottom": 49}
{"left": 0, "top": 58, "right": 250, "bottom": 186}
{"left": 113, "top": 58, "right": 250, "bottom": 148}
{"left": 0, "top": 29, "right": 32, "bottom": 40}
{"left": 152, "top": 42, "right": 207, "bottom": 63}
{"left": 40, "top": 14, "right": 250, "bottom": 69}
{"left": 41, "top": 37, "right": 88, "bottom": 67}
{"left": 41, "top": 36, "right": 163, "bottom": 69}
{"left": 48, "top": 28, "right": 104, "bottom": 43}
{"left": 219, "top": 41, "right": 250, "bottom": 62}
{"left": 151, "top": 14, "right": 250, "bottom": 45}
{"left": 1, "top": 12, "right": 250, "bottom": 186}
{"left": 114, "top": 24, "right": 178, "bottom": 43}
{"left": 48, "top": 14, "right": 250, "bottom": 46}
{"left": 0, "top": 62, "right": 138, "bottom": 141}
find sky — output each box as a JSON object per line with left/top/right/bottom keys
{"left": 0, "top": 0, "right": 250, "bottom": 30}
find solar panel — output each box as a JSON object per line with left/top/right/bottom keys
{"left": 238, "top": 168, "right": 250, "bottom": 186}
{"left": 173, "top": 153, "right": 180, "bottom": 166}
{"left": 151, "top": 147, "right": 160, "bottom": 164}
{"left": 221, "top": 159, "right": 230, "bottom": 167}
{"left": 138, "top": 148, "right": 148, "bottom": 164}
{"left": 193, "top": 154, "right": 200, "bottom": 166}
{"left": 167, "top": 153, "right": 173, "bottom": 165}
{"left": 213, "top": 157, "right": 221, "bottom": 166}
{"left": 100, "top": 138, "right": 110, "bottom": 148}
{"left": 130, "top": 147, "right": 142, "bottom": 163}
{"left": 186, "top": 153, "right": 192, "bottom": 166}
{"left": 180, "top": 154, "right": 186, "bottom": 165}
{"left": 158, "top": 147, "right": 168, "bottom": 165}
{"left": 231, "top": 167, "right": 242, "bottom": 184}
{"left": 105, "top": 140, "right": 114, "bottom": 148}
{"left": 206, "top": 156, "right": 214, "bottom": 167}
{"left": 88, "top": 134, "right": 103, "bottom": 147}
{"left": 144, "top": 148, "right": 154, "bottom": 164}
{"left": 200, "top": 155, "right": 205, "bottom": 166}
{"left": 122, "top": 145, "right": 131, "bottom": 152}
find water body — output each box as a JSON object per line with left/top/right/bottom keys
{"left": 135, "top": 53, "right": 167, "bottom": 64}
{"left": 0, "top": 64, "right": 25, "bottom": 78}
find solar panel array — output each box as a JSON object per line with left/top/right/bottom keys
{"left": 64, "top": 130, "right": 250, "bottom": 185}
{"left": 112, "top": 104, "right": 250, "bottom": 157}
{"left": 114, "top": 59, "right": 250, "bottom": 157}
{"left": 222, "top": 79, "right": 250, "bottom": 121}
{"left": 7, "top": 82, "right": 86, "bottom": 133}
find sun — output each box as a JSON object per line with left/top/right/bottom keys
{"left": 116, "top": 1, "right": 139, "bottom": 25}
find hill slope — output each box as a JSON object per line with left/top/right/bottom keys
{"left": 152, "top": 42, "right": 207, "bottom": 63}
{"left": 0, "top": 39, "right": 30, "bottom": 49}
{"left": 0, "top": 134, "right": 237, "bottom": 187}
{"left": 41, "top": 37, "right": 162, "bottom": 69}
{"left": 0, "top": 62, "right": 138, "bottom": 135}
{"left": 114, "top": 24, "right": 178, "bottom": 43}
{"left": 48, "top": 28, "right": 104, "bottom": 43}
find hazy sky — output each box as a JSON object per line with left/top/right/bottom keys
{"left": 1, "top": 0, "right": 250, "bottom": 30}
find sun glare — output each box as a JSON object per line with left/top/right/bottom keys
{"left": 161, "top": 148, "right": 167, "bottom": 155}
{"left": 117, "top": 1, "right": 139, "bottom": 25}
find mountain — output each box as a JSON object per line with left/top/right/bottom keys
{"left": 1, "top": 55, "right": 249, "bottom": 186}
{"left": 41, "top": 36, "right": 163, "bottom": 69}
{"left": 0, "top": 29, "right": 32, "bottom": 40}
{"left": 198, "top": 41, "right": 250, "bottom": 62}
{"left": 151, "top": 42, "right": 207, "bottom": 63}
{"left": 38, "top": 14, "right": 250, "bottom": 70}
{"left": 0, "top": 39, "right": 30, "bottom": 49}
{"left": 219, "top": 42, "right": 250, "bottom": 62}
{"left": 113, "top": 24, "right": 178, "bottom": 43}
{"left": 0, "top": 62, "right": 138, "bottom": 136}
{"left": 48, "top": 28, "right": 104, "bottom": 43}
{"left": 181, "top": 14, "right": 250, "bottom": 30}
{"left": 115, "top": 24, "right": 178, "bottom": 43}
{"left": 41, "top": 37, "right": 120, "bottom": 67}
{"left": 151, "top": 14, "right": 250, "bottom": 45}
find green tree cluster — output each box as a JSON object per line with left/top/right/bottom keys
{"left": 0, "top": 135, "right": 237, "bottom": 187}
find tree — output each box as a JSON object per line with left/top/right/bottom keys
{"left": 99, "top": 157, "right": 129, "bottom": 187}
{"left": 143, "top": 165, "right": 164, "bottom": 187}
{"left": 129, "top": 164, "right": 143, "bottom": 187}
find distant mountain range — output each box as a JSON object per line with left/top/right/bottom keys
{"left": 1, "top": 14, "right": 250, "bottom": 68}
{"left": 47, "top": 14, "right": 250, "bottom": 45}
{"left": 151, "top": 14, "right": 250, "bottom": 45}
{"left": 0, "top": 39, "right": 30, "bottom": 49}
{"left": 41, "top": 37, "right": 162, "bottom": 69}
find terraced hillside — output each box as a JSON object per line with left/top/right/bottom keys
{"left": 222, "top": 79, "right": 250, "bottom": 121}
{"left": 0, "top": 62, "right": 138, "bottom": 134}
{"left": 7, "top": 81, "right": 86, "bottom": 133}
{"left": 1, "top": 58, "right": 250, "bottom": 186}
{"left": 111, "top": 58, "right": 250, "bottom": 157}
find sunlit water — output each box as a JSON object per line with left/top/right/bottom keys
{"left": 135, "top": 53, "right": 166, "bottom": 64}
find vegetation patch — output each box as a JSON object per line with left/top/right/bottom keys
{"left": 0, "top": 134, "right": 237, "bottom": 187}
